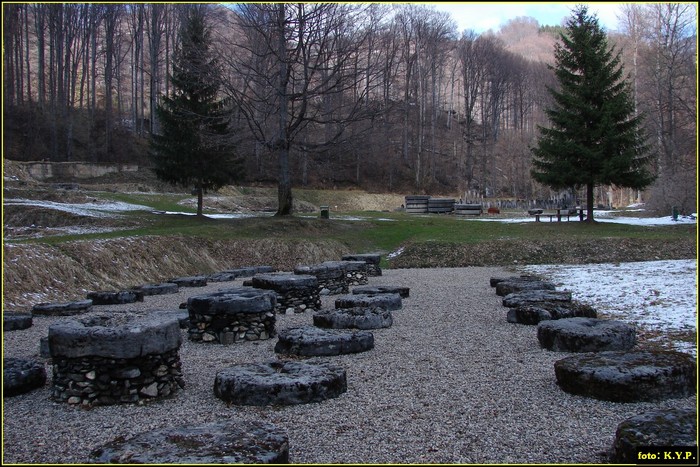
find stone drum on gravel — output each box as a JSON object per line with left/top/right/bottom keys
{"left": 610, "top": 408, "right": 697, "bottom": 463}
{"left": 170, "top": 275, "right": 208, "bottom": 287}
{"left": 537, "top": 317, "right": 636, "bottom": 352}
{"left": 132, "top": 283, "right": 179, "bottom": 296}
{"left": 3, "top": 357, "right": 47, "bottom": 396}
{"left": 252, "top": 273, "right": 321, "bottom": 314}
{"left": 502, "top": 290, "right": 572, "bottom": 308}
{"left": 554, "top": 350, "right": 696, "bottom": 402}
{"left": 209, "top": 266, "right": 275, "bottom": 283}
{"left": 48, "top": 312, "right": 184, "bottom": 405}
{"left": 489, "top": 275, "right": 542, "bottom": 288}
{"left": 336, "top": 293, "right": 402, "bottom": 311}
{"left": 86, "top": 290, "right": 144, "bottom": 305}
{"left": 342, "top": 253, "right": 382, "bottom": 276}
{"left": 294, "top": 262, "right": 348, "bottom": 295}
{"left": 507, "top": 302, "right": 598, "bottom": 325}
{"left": 32, "top": 299, "right": 93, "bottom": 316}
{"left": 186, "top": 287, "right": 277, "bottom": 344}
{"left": 4, "top": 311, "right": 33, "bottom": 331}
{"left": 313, "top": 306, "right": 393, "bottom": 330}
{"left": 91, "top": 421, "right": 289, "bottom": 464}
{"left": 338, "top": 260, "right": 370, "bottom": 286}
{"left": 352, "top": 285, "right": 410, "bottom": 298}
{"left": 214, "top": 361, "right": 347, "bottom": 406}
{"left": 274, "top": 326, "right": 374, "bottom": 356}
{"left": 494, "top": 278, "right": 556, "bottom": 297}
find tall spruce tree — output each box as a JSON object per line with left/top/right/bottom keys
{"left": 149, "top": 5, "right": 242, "bottom": 216}
{"left": 531, "top": 5, "right": 655, "bottom": 222}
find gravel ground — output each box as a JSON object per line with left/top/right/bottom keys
{"left": 3, "top": 267, "right": 695, "bottom": 464}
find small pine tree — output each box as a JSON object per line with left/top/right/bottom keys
{"left": 149, "top": 5, "right": 243, "bottom": 216}
{"left": 531, "top": 5, "right": 655, "bottom": 222}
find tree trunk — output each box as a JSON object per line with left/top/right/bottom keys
{"left": 197, "top": 185, "right": 204, "bottom": 217}
{"left": 586, "top": 182, "right": 595, "bottom": 222}
{"left": 24, "top": 5, "right": 32, "bottom": 103}
{"left": 34, "top": 5, "right": 46, "bottom": 108}
{"left": 149, "top": 4, "right": 163, "bottom": 135}
{"left": 4, "top": 7, "right": 16, "bottom": 107}
{"left": 277, "top": 144, "right": 293, "bottom": 216}
{"left": 275, "top": 4, "right": 293, "bottom": 216}
{"left": 104, "top": 5, "right": 119, "bottom": 157}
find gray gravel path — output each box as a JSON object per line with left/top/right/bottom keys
{"left": 3, "top": 267, "right": 695, "bottom": 464}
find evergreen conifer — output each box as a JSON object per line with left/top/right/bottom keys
{"left": 531, "top": 5, "right": 655, "bottom": 221}
{"left": 149, "top": 5, "right": 243, "bottom": 216}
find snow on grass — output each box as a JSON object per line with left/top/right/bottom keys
{"left": 463, "top": 214, "right": 697, "bottom": 226}
{"left": 4, "top": 198, "right": 152, "bottom": 218}
{"left": 154, "top": 211, "right": 273, "bottom": 219}
{"left": 518, "top": 259, "right": 697, "bottom": 356}
{"left": 387, "top": 246, "right": 405, "bottom": 259}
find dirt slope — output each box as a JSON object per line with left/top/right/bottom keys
{"left": 3, "top": 236, "right": 351, "bottom": 311}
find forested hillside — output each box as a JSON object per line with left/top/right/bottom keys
{"left": 2, "top": 3, "right": 696, "bottom": 213}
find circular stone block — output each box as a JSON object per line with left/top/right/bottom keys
{"left": 342, "top": 253, "right": 381, "bottom": 265}
{"left": 214, "top": 361, "right": 347, "bottom": 406}
{"left": 4, "top": 311, "right": 33, "bottom": 331}
{"left": 338, "top": 260, "right": 369, "bottom": 274}
{"left": 220, "top": 266, "right": 275, "bottom": 279}
{"left": 352, "top": 285, "right": 409, "bottom": 298}
{"left": 294, "top": 263, "right": 345, "bottom": 280}
{"left": 335, "top": 293, "right": 402, "bottom": 311}
{"left": 252, "top": 273, "right": 318, "bottom": 292}
{"left": 611, "top": 408, "right": 697, "bottom": 463}
{"left": 170, "top": 276, "right": 208, "bottom": 287}
{"left": 342, "top": 254, "right": 382, "bottom": 276}
{"left": 502, "top": 290, "right": 572, "bottom": 308}
{"left": 490, "top": 275, "right": 541, "bottom": 287}
{"left": 554, "top": 350, "right": 696, "bottom": 402}
{"left": 91, "top": 421, "right": 289, "bottom": 464}
{"left": 495, "top": 279, "right": 556, "bottom": 296}
{"left": 3, "top": 357, "right": 47, "bottom": 396}
{"left": 274, "top": 326, "right": 374, "bottom": 356}
{"left": 133, "top": 283, "right": 179, "bottom": 296}
{"left": 507, "top": 302, "right": 598, "bottom": 325}
{"left": 86, "top": 290, "right": 144, "bottom": 305}
{"left": 537, "top": 317, "right": 636, "bottom": 352}
{"left": 48, "top": 312, "right": 182, "bottom": 359}
{"left": 187, "top": 287, "right": 276, "bottom": 315}
{"left": 207, "top": 272, "right": 239, "bottom": 282}
{"left": 32, "top": 299, "right": 93, "bottom": 316}
{"left": 313, "top": 307, "right": 393, "bottom": 330}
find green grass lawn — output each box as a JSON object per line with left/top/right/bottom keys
{"left": 21, "top": 206, "right": 695, "bottom": 257}
{"left": 11, "top": 189, "right": 695, "bottom": 261}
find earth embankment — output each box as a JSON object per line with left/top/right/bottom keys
{"left": 3, "top": 236, "right": 350, "bottom": 311}
{"left": 5, "top": 234, "right": 695, "bottom": 312}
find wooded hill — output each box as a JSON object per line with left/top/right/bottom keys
{"left": 2, "top": 3, "right": 696, "bottom": 213}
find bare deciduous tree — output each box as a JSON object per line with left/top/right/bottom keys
{"left": 223, "top": 3, "right": 382, "bottom": 215}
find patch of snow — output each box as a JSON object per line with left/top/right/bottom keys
{"left": 298, "top": 214, "right": 396, "bottom": 221}
{"left": 388, "top": 247, "right": 405, "bottom": 259}
{"left": 518, "top": 259, "right": 697, "bottom": 356}
{"left": 461, "top": 214, "right": 697, "bottom": 226}
{"left": 154, "top": 211, "right": 273, "bottom": 219}
{"left": 4, "top": 198, "right": 151, "bottom": 218}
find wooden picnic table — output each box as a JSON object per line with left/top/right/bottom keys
{"left": 534, "top": 208, "right": 585, "bottom": 222}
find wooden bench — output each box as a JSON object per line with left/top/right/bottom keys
{"left": 533, "top": 208, "right": 584, "bottom": 222}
